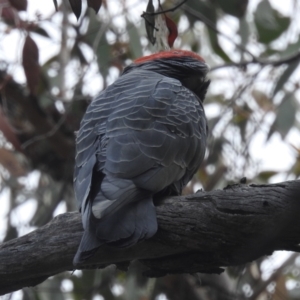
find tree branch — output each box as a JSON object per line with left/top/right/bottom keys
{"left": 0, "top": 70, "right": 75, "bottom": 181}
{"left": 0, "top": 71, "right": 74, "bottom": 160}
{"left": 210, "top": 50, "right": 300, "bottom": 71}
{"left": 1, "top": 180, "right": 300, "bottom": 295}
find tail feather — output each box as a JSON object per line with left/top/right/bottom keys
{"left": 74, "top": 196, "right": 157, "bottom": 265}
{"left": 101, "top": 197, "right": 157, "bottom": 247}
{"left": 73, "top": 229, "right": 102, "bottom": 266}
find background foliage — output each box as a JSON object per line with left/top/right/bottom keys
{"left": 0, "top": 0, "right": 300, "bottom": 299}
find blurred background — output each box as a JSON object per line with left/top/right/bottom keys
{"left": 0, "top": 0, "right": 300, "bottom": 299}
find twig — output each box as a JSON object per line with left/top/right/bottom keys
{"left": 249, "top": 253, "right": 299, "bottom": 300}
{"left": 211, "top": 50, "right": 300, "bottom": 71}
{"left": 58, "top": 1, "right": 69, "bottom": 101}
{"left": 21, "top": 114, "right": 67, "bottom": 149}
{"left": 182, "top": 4, "right": 256, "bottom": 60}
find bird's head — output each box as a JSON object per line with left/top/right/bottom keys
{"left": 123, "top": 50, "right": 210, "bottom": 102}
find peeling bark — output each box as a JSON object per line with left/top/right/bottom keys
{"left": 0, "top": 180, "right": 300, "bottom": 295}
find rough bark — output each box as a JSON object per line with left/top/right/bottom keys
{"left": 1, "top": 180, "right": 300, "bottom": 295}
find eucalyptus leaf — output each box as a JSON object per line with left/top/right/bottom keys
{"left": 215, "top": 0, "right": 248, "bottom": 18}
{"left": 238, "top": 17, "right": 249, "bottom": 59}
{"left": 273, "top": 60, "right": 300, "bottom": 97}
{"left": 185, "top": 0, "right": 215, "bottom": 25}
{"left": 254, "top": 0, "right": 290, "bottom": 44}
{"left": 28, "top": 26, "right": 50, "bottom": 38}
{"left": 71, "top": 42, "right": 89, "bottom": 65}
{"left": 184, "top": 0, "right": 231, "bottom": 61}
{"left": 267, "top": 93, "right": 296, "bottom": 139}
{"left": 208, "top": 30, "right": 232, "bottom": 62}
{"left": 144, "top": 0, "right": 156, "bottom": 45}
{"left": 257, "top": 171, "right": 278, "bottom": 182}
{"left": 127, "top": 20, "right": 142, "bottom": 58}
{"left": 280, "top": 36, "right": 300, "bottom": 58}
{"left": 85, "top": 12, "right": 112, "bottom": 79}
{"left": 84, "top": 11, "right": 101, "bottom": 46}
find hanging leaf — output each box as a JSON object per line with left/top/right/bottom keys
{"left": 232, "top": 103, "right": 252, "bottom": 141}
{"left": 206, "top": 137, "right": 228, "bottom": 165}
{"left": 238, "top": 17, "right": 249, "bottom": 57}
{"left": 0, "top": 5, "right": 18, "bottom": 26}
{"left": 8, "top": 0, "right": 27, "bottom": 11}
{"left": 0, "top": 107, "right": 21, "bottom": 152}
{"left": 22, "top": 35, "right": 40, "bottom": 95}
{"left": 279, "top": 36, "right": 300, "bottom": 58}
{"left": 208, "top": 29, "right": 231, "bottom": 62}
{"left": 273, "top": 59, "right": 300, "bottom": 97}
{"left": 0, "top": 148, "right": 26, "bottom": 177}
{"left": 155, "top": 13, "right": 169, "bottom": 50}
{"left": 254, "top": 0, "right": 290, "bottom": 44}
{"left": 165, "top": 15, "right": 178, "bottom": 48}
{"left": 127, "top": 20, "right": 142, "bottom": 58}
{"left": 69, "top": 0, "right": 82, "bottom": 20}
{"left": 84, "top": 12, "right": 101, "bottom": 45}
{"left": 85, "top": 11, "right": 112, "bottom": 79}
{"left": 87, "top": 0, "right": 102, "bottom": 13}
{"left": 71, "top": 42, "right": 88, "bottom": 65}
{"left": 215, "top": 0, "right": 248, "bottom": 18}
{"left": 267, "top": 34, "right": 300, "bottom": 60}
{"left": 252, "top": 89, "right": 273, "bottom": 112}
{"left": 185, "top": 0, "right": 231, "bottom": 61}
{"left": 144, "top": 0, "right": 156, "bottom": 45}
{"left": 257, "top": 171, "right": 278, "bottom": 182}
{"left": 290, "top": 155, "right": 300, "bottom": 177}
{"left": 53, "top": 0, "right": 58, "bottom": 11}
{"left": 267, "top": 93, "right": 296, "bottom": 140}
{"left": 185, "top": 0, "right": 217, "bottom": 28}
{"left": 27, "top": 24, "right": 50, "bottom": 38}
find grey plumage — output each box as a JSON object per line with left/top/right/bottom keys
{"left": 73, "top": 50, "right": 209, "bottom": 266}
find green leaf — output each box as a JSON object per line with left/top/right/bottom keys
{"left": 144, "top": 0, "right": 156, "bottom": 45}
{"left": 291, "top": 157, "right": 300, "bottom": 177}
{"left": 85, "top": 12, "right": 112, "bottom": 79}
{"left": 254, "top": 0, "right": 290, "bottom": 44}
{"left": 215, "top": 0, "right": 248, "bottom": 18}
{"left": 267, "top": 93, "right": 296, "bottom": 140}
{"left": 273, "top": 60, "right": 300, "bottom": 96}
{"left": 238, "top": 17, "right": 249, "bottom": 53}
{"left": 185, "top": 0, "right": 215, "bottom": 26}
{"left": 87, "top": 0, "right": 102, "bottom": 14}
{"left": 84, "top": 12, "right": 101, "bottom": 46}
{"left": 232, "top": 103, "right": 252, "bottom": 141}
{"left": 257, "top": 171, "right": 278, "bottom": 182}
{"left": 71, "top": 42, "right": 88, "bottom": 65}
{"left": 279, "top": 35, "right": 300, "bottom": 58}
{"left": 252, "top": 89, "right": 273, "bottom": 112}
{"left": 127, "top": 20, "right": 142, "bottom": 58}
{"left": 185, "top": 0, "right": 231, "bottom": 61}
{"left": 96, "top": 38, "right": 111, "bottom": 79}
{"left": 206, "top": 137, "right": 227, "bottom": 165}
{"left": 28, "top": 26, "right": 50, "bottom": 38}
{"left": 208, "top": 29, "right": 232, "bottom": 62}
{"left": 69, "top": 0, "right": 82, "bottom": 20}
{"left": 53, "top": 0, "right": 58, "bottom": 11}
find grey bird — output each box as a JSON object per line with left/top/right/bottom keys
{"left": 73, "top": 49, "right": 210, "bottom": 265}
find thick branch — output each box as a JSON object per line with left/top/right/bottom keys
{"left": 1, "top": 180, "right": 300, "bottom": 295}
